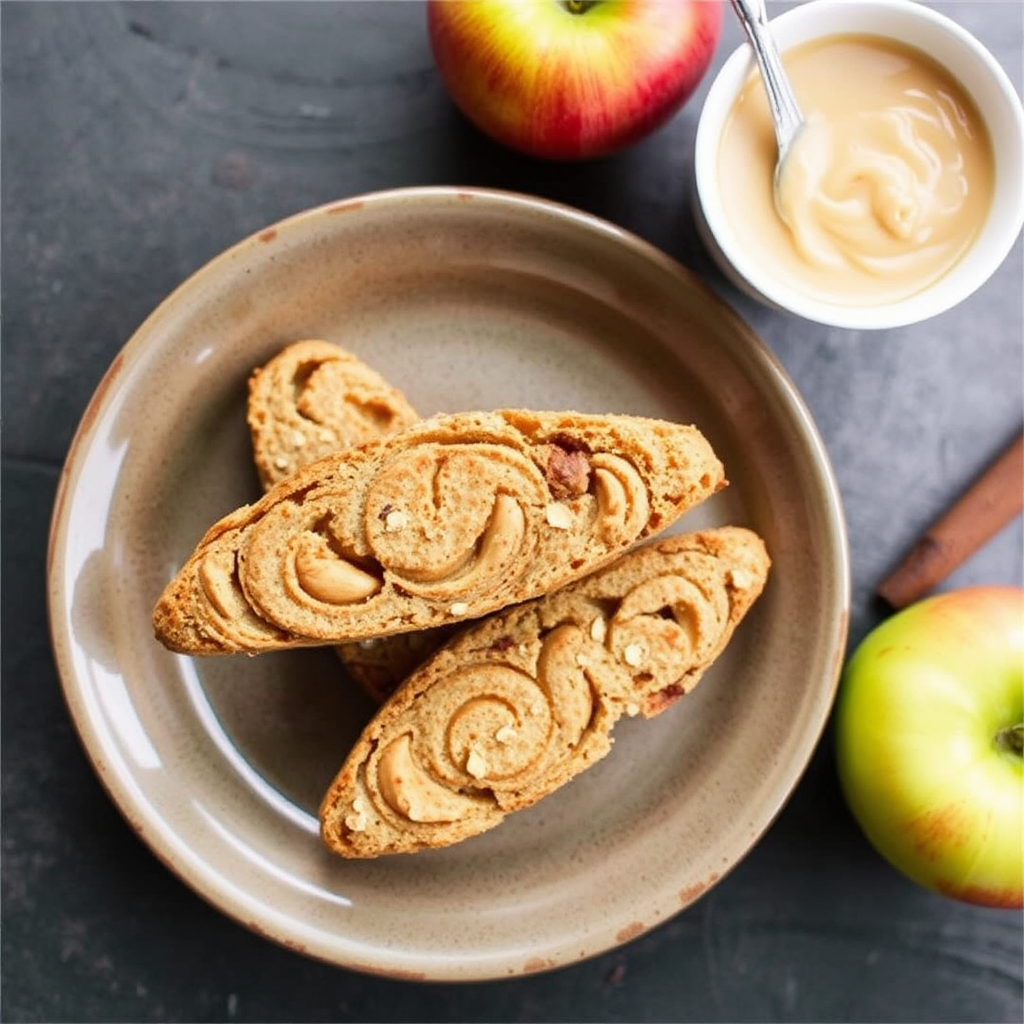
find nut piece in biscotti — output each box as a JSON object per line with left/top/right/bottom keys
{"left": 151, "top": 409, "right": 727, "bottom": 656}
{"left": 318, "top": 526, "right": 771, "bottom": 858}
{"left": 247, "top": 339, "right": 418, "bottom": 490}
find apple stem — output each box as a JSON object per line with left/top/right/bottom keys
{"left": 995, "top": 723, "right": 1024, "bottom": 757}
{"left": 563, "top": 0, "right": 595, "bottom": 13}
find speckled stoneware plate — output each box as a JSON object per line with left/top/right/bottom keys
{"left": 48, "top": 187, "right": 849, "bottom": 980}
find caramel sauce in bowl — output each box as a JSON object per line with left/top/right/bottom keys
{"left": 694, "top": 0, "right": 1024, "bottom": 329}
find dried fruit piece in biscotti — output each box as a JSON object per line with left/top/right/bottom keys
{"left": 318, "top": 526, "right": 771, "bottom": 858}
{"left": 247, "top": 339, "right": 418, "bottom": 490}
{"left": 152, "top": 409, "right": 727, "bottom": 655}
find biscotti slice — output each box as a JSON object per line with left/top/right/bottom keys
{"left": 152, "top": 409, "right": 726, "bottom": 655}
{"left": 339, "top": 627, "right": 459, "bottom": 702}
{"left": 319, "top": 526, "right": 770, "bottom": 858}
{"left": 247, "top": 339, "right": 418, "bottom": 490}
{"left": 248, "top": 340, "right": 435, "bottom": 697}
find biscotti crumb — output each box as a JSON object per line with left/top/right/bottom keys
{"left": 545, "top": 502, "right": 573, "bottom": 530}
{"left": 728, "top": 567, "right": 755, "bottom": 590}
{"left": 623, "top": 643, "right": 645, "bottom": 667}
{"left": 345, "top": 797, "right": 368, "bottom": 832}
{"left": 383, "top": 509, "right": 409, "bottom": 532}
{"left": 626, "top": 702, "right": 640, "bottom": 717}
{"left": 465, "top": 748, "right": 488, "bottom": 778}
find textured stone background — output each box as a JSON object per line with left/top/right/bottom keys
{"left": 3, "top": 2, "right": 1021, "bottom": 1021}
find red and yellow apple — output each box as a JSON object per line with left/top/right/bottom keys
{"left": 835, "top": 586, "right": 1023, "bottom": 908}
{"left": 427, "top": 0, "right": 724, "bottom": 161}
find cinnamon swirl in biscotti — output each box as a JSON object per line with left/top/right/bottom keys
{"left": 152, "top": 409, "right": 726, "bottom": 655}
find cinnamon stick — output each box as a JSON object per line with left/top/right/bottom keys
{"left": 877, "top": 429, "right": 1024, "bottom": 609}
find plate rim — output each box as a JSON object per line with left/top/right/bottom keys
{"left": 47, "top": 185, "right": 851, "bottom": 980}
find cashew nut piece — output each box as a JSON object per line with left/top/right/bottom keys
{"left": 293, "top": 534, "right": 382, "bottom": 604}
{"left": 377, "top": 733, "right": 478, "bottom": 823}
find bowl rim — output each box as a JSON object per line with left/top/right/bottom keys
{"left": 694, "top": 0, "right": 1024, "bottom": 330}
{"left": 47, "top": 185, "right": 852, "bottom": 979}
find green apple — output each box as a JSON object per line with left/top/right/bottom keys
{"left": 835, "top": 585, "right": 1023, "bottom": 908}
{"left": 427, "top": 0, "right": 724, "bottom": 161}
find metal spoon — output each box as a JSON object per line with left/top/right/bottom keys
{"left": 728, "top": 0, "right": 805, "bottom": 182}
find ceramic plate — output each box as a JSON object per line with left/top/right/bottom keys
{"left": 48, "top": 187, "right": 849, "bottom": 980}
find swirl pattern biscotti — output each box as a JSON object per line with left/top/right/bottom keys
{"left": 247, "top": 339, "right": 418, "bottom": 490}
{"left": 319, "top": 526, "right": 770, "bottom": 858}
{"left": 153, "top": 410, "right": 726, "bottom": 655}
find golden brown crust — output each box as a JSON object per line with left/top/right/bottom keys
{"left": 152, "top": 410, "right": 727, "bottom": 655}
{"left": 318, "top": 527, "right": 770, "bottom": 858}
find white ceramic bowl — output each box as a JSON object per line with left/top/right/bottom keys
{"left": 694, "top": 0, "right": 1024, "bottom": 330}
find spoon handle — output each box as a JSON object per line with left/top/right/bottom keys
{"left": 728, "top": 0, "right": 804, "bottom": 155}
